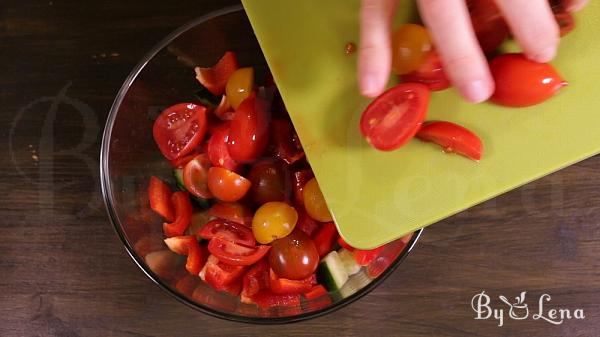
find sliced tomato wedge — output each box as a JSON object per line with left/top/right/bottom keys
{"left": 163, "top": 235, "right": 206, "bottom": 275}
{"left": 354, "top": 246, "right": 385, "bottom": 266}
{"left": 250, "top": 291, "right": 301, "bottom": 309}
{"left": 337, "top": 236, "right": 355, "bottom": 252}
{"left": 416, "top": 121, "right": 484, "bottom": 161}
{"left": 153, "top": 103, "right": 207, "bottom": 160}
{"left": 195, "top": 51, "right": 239, "bottom": 96}
{"left": 183, "top": 154, "right": 213, "bottom": 199}
{"left": 208, "top": 237, "right": 271, "bottom": 266}
{"left": 148, "top": 176, "right": 174, "bottom": 221}
{"left": 270, "top": 118, "right": 305, "bottom": 165}
{"left": 268, "top": 269, "right": 316, "bottom": 294}
{"left": 401, "top": 51, "right": 450, "bottom": 91}
{"left": 241, "top": 259, "right": 270, "bottom": 303}
{"left": 162, "top": 192, "right": 193, "bottom": 238}
{"left": 208, "top": 202, "right": 253, "bottom": 227}
{"left": 169, "top": 152, "right": 198, "bottom": 169}
{"left": 292, "top": 169, "right": 314, "bottom": 207}
{"left": 198, "top": 219, "right": 255, "bottom": 246}
{"left": 555, "top": 12, "right": 575, "bottom": 37}
{"left": 207, "top": 124, "right": 239, "bottom": 171}
{"left": 360, "top": 83, "right": 429, "bottom": 151}
{"left": 312, "top": 222, "right": 339, "bottom": 257}
{"left": 296, "top": 209, "right": 320, "bottom": 237}
{"left": 227, "top": 93, "right": 270, "bottom": 163}
{"left": 202, "top": 255, "right": 248, "bottom": 290}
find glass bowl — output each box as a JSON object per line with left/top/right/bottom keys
{"left": 100, "top": 5, "right": 422, "bottom": 324}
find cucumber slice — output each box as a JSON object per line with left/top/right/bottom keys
{"left": 317, "top": 251, "right": 349, "bottom": 292}
{"left": 339, "top": 269, "right": 372, "bottom": 298}
{"left": 194, "top": 86, "right": 221, "bottom": 108}
{"left": 173, "top": 169, "right": 212, "bottom": 210}
{"left": 338, "top": 249, "right": 361, "bottom": 276}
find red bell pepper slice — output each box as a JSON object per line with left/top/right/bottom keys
{"left": 303, "top": 284, "right": 332, "bottom": 311}
{"left": 312, "top": 222, "right": 339, "bottom": 257}
{"left": 354, "top": 246, "right": 385, "bottom": 266}
{"left": 220, "top": 277, "right": 243, "bottom": 296}
{"left": 214, "top": 95, "right": 236, "bottom": 121}
{"left": 198, "top": 219, "right": 255, "bottom": 246}
{"left": 202, "top": 255, "right": 248, "bottom": 290}
{"left": 269, "top": 269, "right": 316, "bottom": 294}
{"left": 250, "top": 291, "right": 301, "bottom": 309}
{"left": 240, "top": 259, "right": 270, "bottom": 304}
{"left": 296, "top": 209, "right": 320, "bottom": 237}
{"left": 304, "top": 284, "right": 328, "bottom": 299}
{"left": 208, "top": 237, "right": 270, "bottom": 266}
{"left": 163, "top": 235, "right": 206, "bottom": 275}
{"left": 148, "top": 176, "right": 175, "bottom": 221}
{"left": 337, "top": 236, "right": 355, "bottom": 252}
{"left": 292, "top": 169, "right": 314, "bottom": 207}
{"left": 162, "top": 192, "right": 193, "bottom": 238}
{"left": 195, "top": 51, "right": 239, "bottom": 96}
{"left": 270, "top": 118, "right": 305, "bottom": 165}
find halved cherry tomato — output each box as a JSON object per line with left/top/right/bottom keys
{"left": 270, "top": 118, "right": 305, "bottom": 165}
{"left": 467, "top": 0, "right": 509, "bottom": 53}
{"left": 490, "top": 53, "right": 567, "bottom": 107}
{"left": 392, "top": 24, "right": 432, "bottom": 75}
{"left": 401, "top": 51, "right": 450, "bottom": 91}
{"left": 360, "top": 83, "right": 430, "bottom": 151}
{"left": 312, "top": 222, "right": 338, "bottom": 257}
{"left": 337, "top": 236, "right": 355, "bottom": 252}
{"left": 250, "top": 291, "right": 301, "bottom": 309}
{"left": 163, "top": 192, "right": 193, "bottom": 238}
{"left": 202, "top": 255, "right": 248, "bottom": 290}
{"left": 227, "top": 93, "right": 270, "bottom": 163}
{"left": 252, "top": 202, "right": 298, "bottom": 244}
{"left": 292, "top": 169, "right": 314, "bottom": 207}
{"left": 163, "top": 235, "right": 206, "bottom": 275}
{"left": 207, "top": 124, "right": 239, "bottom": 172}
{"left": 207, "top": 167, "right": 251, "bottom": 202}
{"left": 555, "top": 12, "right": 575, "bottom": 37}
{"left": 208, "top": 202, "right": 253, "bottom": 227}
{"left": 248, "top": 160, "right": 289, "bottom": 205}
{"left": 183, "top": 154, "right": 213, "bottom": 199}
{"left": 354, "top": 246, "right": 385, "bottom": 266}
{"left": 169, "top": 152, "right": 198, "bottom": 169}
{"left": 303, "top": 178, "right": 333, "bottom": 222}
{"left": 195, "top": 51, "right": 239, "bottom": 96}
{"left": 269, "top": 269, "right": 316, "bottom": 294}
{"left": 153, "top": 103, "right": 207, "bottom": 160}
{"left": 269, "top": 229, "right": 319, "bottom": 280}
{"left": 296, "top": 209, "right": 319, "bottom": 237}
{"left": 416, "top": 121, "right": 483, "bottom": 161}
{"left": 208, "top": 237, "right": 270, "bottom": 266}
{"left": 214, "top": 95, "right": 236, "bottom": 121}
{"left": 148, "top": 176, "right": 174, "bottom": 221}
{"left": 226, "top": 67, "right": 254, "bottom": 109}
{"left": 198, "top": 219, "right": 255, "bottom": 246}
{"left": 241, "top": 259, "right": 270, "bottom": 303}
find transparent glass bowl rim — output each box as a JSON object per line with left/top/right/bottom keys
{"left": 100, "top": 4, "right": 423, "bottom": 324}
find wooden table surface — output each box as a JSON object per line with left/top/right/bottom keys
{"left": 1, "top": 1, "right": 598, "bottom": 336}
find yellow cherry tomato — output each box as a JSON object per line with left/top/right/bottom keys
{"left": 302, "top": 178, "right": 332, "bottom": 222}
{"left": 392, "top": 24, "right": 432, "bottom": 75}
{"left": 226, "top": 67, "right": 254, "bottom": 109}
{"left": 252, "top": 202, "right": 298, "bottom": 244}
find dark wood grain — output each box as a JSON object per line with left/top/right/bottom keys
{"left": 1, "top": 1, "right": 599, "bottom": 336}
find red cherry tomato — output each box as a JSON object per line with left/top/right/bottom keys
{"left": 312, "top": 222, "right": 339, "bottom": 257}
{"left": 153, "top": 103, "right": 207, "bottom": 160}
{"left": 148, "top": 176, "right": 174, "bottom": 221}
{"left": 198, "top": 219, "right": 255, "bottom": 246}
{"left": 207, "top": 167, "right": 252, "bottom": 202}
{"left": 391, "top": 23, "right": 432, "bottom": 75}
{"left": 208, "top": 237, "right": 270, "bottom": 266}
{"left": 269, "top": 229, "right": 319, "bottom": 280}
{"left": 183, "top": 154, "right": 213, "bottom": 199}
{"left": 401, "top": 51, "right": 450, "bottom": 91}
{"left": 195, "top": 51, "right": 239, "bottom": 96}
{"left": 490, "top": 53, "right": 567, "bottom": 107}
{"left": 162, "top": 192, "right": 193, "bottom": 238}
{"left": 360, "top": 83, "right": 430, "bottom": 151}
{"left": 207, "top": 124, "right": 239, "bottom": 172}
{"left": 227, "top": 93, "right": 270, "bottom": 162}
{"left": 248, "top": 160, "right": 289, "bottom": 205}
{"left": 416, "top": 121, "right": 484, "bottom": 161}
{"left": 270, "top": 118, "right": 305, "bottom": 165}
{"left": 208, "top": 202, "right": 254, "bottom": 227}
{"left": 467, "top": 0, "right": 509, "bottom": 53}
{"left": 555, "top": 12, "right": 575, "bottom": 37}
{"left": 268, "top": 269, "right": 316, "bottom": 294}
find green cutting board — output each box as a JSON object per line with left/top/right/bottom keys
{"left": 242, "top": 0, "right": 600, "bottom": 249}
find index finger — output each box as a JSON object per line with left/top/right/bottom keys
{"left": 417, "top": 0, "right": 494, "bottom": 103}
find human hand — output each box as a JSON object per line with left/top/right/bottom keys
{"left": 358, "top": 0, "right": 588, "bottom": 102}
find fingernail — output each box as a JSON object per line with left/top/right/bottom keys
{"left": 461, "top": 80, "right": 491, "bottom": 104}
{"left": 532, "top": 45, "right": 557, "bottom": 63}
{"left": 361, "top": 74, "right": 381, "bottom": 97}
